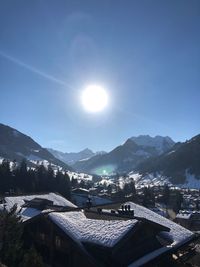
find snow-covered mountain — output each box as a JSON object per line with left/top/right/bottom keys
{"left": 0, "top": 123, "right": 71, "bottom": 169}
{"left": 131, "top": 135, "right": 175, "bottom": 154}
{"left": 47, "top": 148, "right": 106, "bottom": 165}
{"left": 137, "top": 134, "right": 200, "bottom": 185}
{"left": 72, "top": 135, "right": 175, "bottom": 175}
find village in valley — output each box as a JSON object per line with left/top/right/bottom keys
{"left": 1, "top": 165, "right": 200, "bottom": 267}
{"left": 0, "top": 0, "right": 200, "bottom": 266}
{"left": 0, "top": 126, "right": 200, "bottom": 267}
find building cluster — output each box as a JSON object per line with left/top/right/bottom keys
{"left": 0, "top": 192, "right": 198, "bottom": 267}
{"left": 175, "top": 189, "right": 200, "bottom": 231}
{"left": 71, "top": 179, "right": 200, "bottom": 233}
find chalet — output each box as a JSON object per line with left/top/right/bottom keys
{"left": 0, "top": 193, "right": 197, "bottom": 266}
{"left": 23, "top": 201, "right": 196, "bottom": 267}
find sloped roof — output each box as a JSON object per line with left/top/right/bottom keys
{"left": 125, "top": 202, "right": 195, "bottom": 267}
{"left": 48, "top": 204, "right": 196, "bottom": 267}
{"left": 0, "top": 193, "right": 77, "bottom": 221}
{"left": 49, "top": 211, "right": 138, "bottom": 247}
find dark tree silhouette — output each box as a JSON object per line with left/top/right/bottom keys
{"left": 0, "top": 205, "right": 23, "bottom": 266}
{"left": 0, "top": 160, "right": 72, "bottom": 199}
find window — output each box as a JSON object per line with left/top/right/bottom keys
{"left": 39, "top": 233, "right": 45, "bottom": 241}
{"left": 55, "top": 236, "right": 61, "bottom": 248}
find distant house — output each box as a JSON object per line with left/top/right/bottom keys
{"left": 72, "top": 188, "right": 89, "bottom": 195}
{"left": 175, "top": 210, "right": 200, "bottom": 231}
{"left": 71, "top": 187, "right": 112, "bottom": 208}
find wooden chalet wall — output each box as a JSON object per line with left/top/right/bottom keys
{"left": 23, "top": 215, "right": 98, "bottom": 267}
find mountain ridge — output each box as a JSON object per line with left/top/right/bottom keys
{"left": 136, "top": 134, "right": 200, "bottom": 184}
{"left": 47, "top": 148, "right": 106, "bottom": 165}
{"left": 72, "top": 135, "right": 175, "bottom": 175}
{"left": 0, "top": 123, "right": 71, "bottom": 170}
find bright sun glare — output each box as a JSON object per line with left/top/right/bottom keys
{"left": 81, "top": 85, "right": 108, "bottom": 113}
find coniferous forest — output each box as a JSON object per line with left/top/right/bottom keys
{"left": 0, "top": 159, "right": 71, "bottom": 199}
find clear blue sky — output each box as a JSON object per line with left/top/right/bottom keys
{"left": 0, "top": 0, "right": 200, "bottom": 152}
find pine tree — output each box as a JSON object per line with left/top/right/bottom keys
{"left": 14, "top": 159, "right": 28, "bottom": 192}
{"left": 56, "top": 171, "right": 71, "bottom": 199}
{"left": 142, "top": 187, "right": 155, "bottom": 207}
{"left": 163, "top": 184, "right": 170, "bottom": 206}
{"left": 27, "top": 168, "right": 36, "bottom": 193}
{"left": 71, "top": 176, "right": 78, "bottom": 188}
{"left": 0, "top": 160, "right": 12, "bottom": 193}
{"left": 47, "top": 164, "right": 55, "bottom": 192}
{"left": 36, "top": 164, "right": 48, "bottom": 192}
{"left": 0, "top": 205, "right": 23, "bottom": 267}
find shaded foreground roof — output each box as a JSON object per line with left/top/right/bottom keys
{"left": 125, "top": 202, "right": 195, "bottom": 267}
{"left": 126, "top": 202, "right": 193, "bottom": 246}
{"left": 49, "top": 201, "right": 195, "bottom": 267}
{"left": 48, "top": 201, "right": 195, "bottom": 267}
{"left": 0, "top": 193, "right": 196, "bottom": 266}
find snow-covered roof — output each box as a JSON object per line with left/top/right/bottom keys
{"left": 71, "top": 194, "right": 112, "bottom": 207}
{"left": 126, "top": 202, "right": 195, "bottom": 267}
{"left": 1, "top": 193, "right": 76, "bottom": 221}
{"left": 150, "top": 207, "right": 167, "bottom": 217}
{"left": 67, "top": 171, "right": 93, "bottom": 181}
{"left": 72, "top": 188, "right": 89, "bottom": 193}
{"left": 176, "top": 210, "right": 192, "bottom": 220}
{"left": 176, "top": 210, "right": 200, "bottom": 220}
{"left": 49, "top": 211, "right": 137, "bottom": 247}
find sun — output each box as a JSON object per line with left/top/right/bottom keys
{"left": 81, "top": 84, "right": 108, "bottom": 113}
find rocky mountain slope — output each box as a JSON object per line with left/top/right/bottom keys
{"left": 136, "top": 135, "right": 200, "bottom": 184}
{"left": 131, "top": 135, "right": 175, "bottom": 154}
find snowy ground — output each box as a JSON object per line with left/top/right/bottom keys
{"left": 128, "top": 172, "right": 172, "bottom": 188}
{"left": 128, "top": 171, "right": 200, "bottom": 189}
{"left": 67, "top": 171, "right": 93, "bottom": 182}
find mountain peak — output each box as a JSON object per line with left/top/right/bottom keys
{"left": 130, "top": 135, "right": 175, "bottom": 154}
{"left": 80, "top": 148, "right": 94, "bottom": 154}
{"left": 123, "top": 138, "right": 138, "bottom": 148}
{"left": 137, "top": 133, "right": 200, "bottom": 185}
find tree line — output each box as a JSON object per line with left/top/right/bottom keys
{"left": 0, "top": 159, "right": 71, "bottom": 199}
{"left": 0, "top": 206, "right": 44, "bottom": 267}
